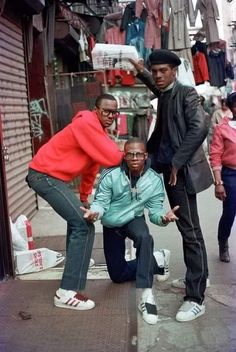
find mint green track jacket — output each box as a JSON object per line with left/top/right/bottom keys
{"left": 90, "top": 164, "right": 167, "bottom": 228}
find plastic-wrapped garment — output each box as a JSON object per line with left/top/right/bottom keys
{"left": 177, "top": 57, "right": 196, "bottom": 87}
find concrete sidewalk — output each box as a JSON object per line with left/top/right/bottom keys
{"left": 9, "top": 186, "right": 236, "bottom": 351}
{"left": 138, "top": 186, "right": 236, "bottom": 352}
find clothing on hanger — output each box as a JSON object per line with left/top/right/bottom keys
{"left": 192, "top": 51, "right": 209, "bottom": 85}
{"left": 135, "top": 0, "right": 162, "bottom": 50}
{"left": 194, "top": 0, "right": 220, "bottom": 45}
{"left": 163, "top": 0, "right": 195, "bottom": 51}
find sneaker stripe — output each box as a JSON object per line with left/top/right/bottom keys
{"left": 192, "top": 306, "right": 201, "bottom": 315}
{"left": 65, "top": 298, "right": 80, "bottom": 306}
{"left": 65, "top": 294, "right": 88, "bottom": 306}
{"left": 66, "top": 298, "right": 76, "bottom": 306}
{"left": 140, "top": 303, "right": 146, "bottom": 312}
{"left": 73, "top": 300, "right": 80, "bottom": 307}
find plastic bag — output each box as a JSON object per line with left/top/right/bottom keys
{"left": 14, "top": 248, "right": 65, "bottom": 274}
{"left": 15, "top": 214, "right": 28, "bottom": 243}
{"left": 10, "top": 218, "right": 28, "bottom": 252}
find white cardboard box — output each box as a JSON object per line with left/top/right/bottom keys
{"left": 91, "top": 43, "right": 139, "bottom": 71}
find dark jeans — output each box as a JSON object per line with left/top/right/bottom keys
{"left": 218, "top": 167, "right": 236, "bottom": 246}
{"left": 26, "top": 168, "right": 95, "bottom": 291}
{"left": 161, "top": 166, "right": 208, "bottom": 305}
{"left": 103, "top": 216, "right": 162, "bottom": 288}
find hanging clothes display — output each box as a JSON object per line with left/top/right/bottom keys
{"left": 135, "top": 0, "right": 162, "bottom": 50}
{"left": 194, "top": 0, "right": 220, "bottom": 45}
{"left": 74, "top": 0, "right": 228, "bottom": 140}
{"left": 163, "top": 0, "right": 195, "bottom": 51}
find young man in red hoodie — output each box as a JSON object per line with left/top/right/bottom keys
{"left": 26, "top": 94, "right": 123, "bottom": 311}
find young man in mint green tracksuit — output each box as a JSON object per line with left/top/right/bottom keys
{"left": 81, "top": 137, "right": 179, "bottom": 325}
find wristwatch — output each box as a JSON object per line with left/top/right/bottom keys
{"left": 214, "top": 180, "right": 224, "bottom": 186}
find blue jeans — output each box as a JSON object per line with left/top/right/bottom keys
{"left": 103, "top": 217, "right": 162, "bottom": 288}
{"left": 218, "top": 167, "right": 236, "bottom": 246}
{"left": 26, "top": 168, "right": 95, "bottom": 291}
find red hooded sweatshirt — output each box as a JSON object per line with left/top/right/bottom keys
{"left": 29, "top": 110, "right": 123, "bottom": 201}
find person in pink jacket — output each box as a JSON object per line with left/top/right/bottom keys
{"left": 209, "top": 92, "right": 236, "bottom": 263}
{"left": 26, "top": 94, "right": 123, "bottom": 310}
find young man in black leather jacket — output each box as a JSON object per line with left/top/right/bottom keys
{"left": 130, "top": 49, "right": 213, "bottom": 322}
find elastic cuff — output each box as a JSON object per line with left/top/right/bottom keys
{"left": 211, "top": 166, "right": 222, "bottom": 171}
{"left": 80, "top": 195, "right": 88, "bottom": 202}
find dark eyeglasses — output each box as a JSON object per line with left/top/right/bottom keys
{"left": 98, "top": 108, "right": 120, "bottom": 117}
{"left": 124, "top": 152, "right": 146, "bottom": 160}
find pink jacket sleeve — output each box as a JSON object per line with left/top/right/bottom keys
{"left": 209, "top": 126, "right": 224, "bottom": 170}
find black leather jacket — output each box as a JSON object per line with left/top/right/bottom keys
{"left": 137, "top": 70, "right": 213, "bottom": 193}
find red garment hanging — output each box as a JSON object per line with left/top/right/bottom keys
{"left": 193, "top": 52, "right": 209, "bottom": 84}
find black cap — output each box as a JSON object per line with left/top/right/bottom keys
{"left": 149, "top": 49, "right": 181, "bottom": 66}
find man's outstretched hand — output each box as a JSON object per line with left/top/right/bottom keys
{"left": 80, "top": 206, "right": 99, "bottom": 223}
{"left": 162, "top": 205, "right": 179, "bottom": 224}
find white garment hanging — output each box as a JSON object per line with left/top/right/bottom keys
{"left": 177, "top": 58, "right": 196, "bottom": 87}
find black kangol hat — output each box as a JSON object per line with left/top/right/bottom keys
{"left": 149, "top": 49, "right": 181, "bottom": 66}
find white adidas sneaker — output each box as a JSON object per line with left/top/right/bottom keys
{"left": 54, "top": 290, "right": 95, "bottom": 310}
{"left": 138, "top": 296, "right": 158, "bottom": 325}
{"left": 176, "top": 300, "right": 205, "bottom": 322}
{"left": 154, "top": 249, "right": 171, "bottom": 282}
